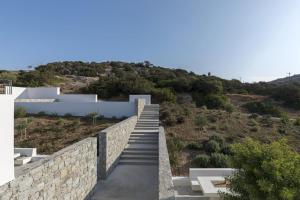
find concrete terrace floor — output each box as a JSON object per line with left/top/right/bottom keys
{"left": 91, "top": 165, "right": 158, "bottom": 200}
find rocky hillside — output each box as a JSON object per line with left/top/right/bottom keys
{"left": 270, "top": 74, "right": 300, "bottom": 84}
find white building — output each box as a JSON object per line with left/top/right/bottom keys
{"left": 13, "top": 87, "right": 151, "bottom": 118}
{"left": 0, "top": 81, "right": 14, "bottom": 186}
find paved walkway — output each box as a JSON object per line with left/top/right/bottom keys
{"left": 91, "top": 105, "right": 160, "bottom": 200}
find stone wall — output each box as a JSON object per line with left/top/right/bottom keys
{"left": 159, "top": 127, "right": 175, "bottom": 200}
{"left": 98, "top": 116, "right": 137, "bottom": 179}
{"left": 0, "top": 138, "right": 97, "bottom": 200}
{"left": 136, "top": 98, "right": 146, "bottom": 117}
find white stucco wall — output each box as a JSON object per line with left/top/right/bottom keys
{"left": 25, "top": 87, "right": 60, "bottom": 99}
{"left": 57, "top": 94, "right": 97, "bottom": 102}
{"left": 0, "top": 95, "right": 14, "bottom": 186}
{"left": 15, "top": 101, "right": 136, "bottom": 118}
{"left": 12, "top": 87, "right": 59, "bottom": 99}
{"left": 11, "top": 87, "right": 27, "bottom": 99}
{"left": 13, "top": 87, "right": 97, "bottom": 103}
{"left": 129, "top": 95, "right": 151, "bottom": 105}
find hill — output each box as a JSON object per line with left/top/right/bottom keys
{"left": 270, "top": 74, "right": 300, "bottom": 84}
{"left": 2, "top": 60, "right": 300, "bottom": 175}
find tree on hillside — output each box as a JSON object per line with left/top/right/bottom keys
{"left": 221, "top": 138, "right": 300, "bottom": 200}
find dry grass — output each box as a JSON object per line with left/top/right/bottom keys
{"left": 165, "top": 105, "right": 300, "bottom": 176}
{"left": 228, "top": 93, "right": 300, "bottom": 118}
{"left": 14, "top": 115, "right": 119, "bottom": 154}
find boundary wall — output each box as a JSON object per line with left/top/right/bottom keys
{"left": 0, "top": 138, "right": 97, "bottom": 200}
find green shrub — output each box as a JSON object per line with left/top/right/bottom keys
{"left": 250, "top": 126, "right": 259, "bottom": 132}
{"left": 203, "top": 94, "right": 229, "bottom": 109}
{"left": 243, "top": 101, "right": 282, "bottom": 117}
{"left": 176, "top": 116, "right": 185, "bottom": 124}
{"left": 192, "top": 155, "right": 210, "bottom": 168}
{"left": 205, "top": 140, "right": 220, "bottom": 153}
{"left": 221, "top": 145, "right": 231, "bottom": 155}
{"left": 247, "top": 119, "right": 258, "bottom": 127}
{"left": 151, "top": 88, "right": 176, "bottom": 103}
{"left": 160, "top": 102, "right": 188, "bottom": 126}
{"left": 15, "top": 107, "right": 27, "bottom": 118}
{"left": 294, "top": 118, "right": 300, "bottom": 126}
{"left": 219, "top": 122, "right": 229, "bottom": 131}
{"left": 260, "top": 115, "right": 273, "bottom": 127}
{"left": 86, "top": 112, "right": 99, "bottom": 125}
{"left": 209, "top": 135, "right": 224, "bottom": 146}
{"left": 187, "top": 142, "right": 203, "bottom": 150}
{"left": 222, "top": 138, "right": 300, "bottom": 200}
{"left": 50, "top": 112, "right": 58, "bottom": 117}
{"left": 195, "top": 114, "right": 208, "bottom": 129}
{"left": 64, "top": 113, "right": 73, "bottom": 117}
{"left": 278, "top": 115, "right": 292, "bottom": 134}
{"left": 207, "top": 114, "right": 218, "bottom": 123}
{"left": 249, "top": 113, "right": 259, "bottom": 119}
{"left": 165, "top": 115, "right": 177, "bottom": 126}
{"left": 167, "top": 136, "right": 184, "bottom": 166}
{"left": 56, "top": 118, "right": 64, "bottom": 126}
{"left": 210, "top": 153, "right": 229, "bottom": 168}
{"left": 72, "top": 119, "right": 81, "bottom": 129}
{"left": 224, "top": 103, "right": 235, "bottom": 113}
{"left": 37, "top": 111, "right": 46, "bottom": 116}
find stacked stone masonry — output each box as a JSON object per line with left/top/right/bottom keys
{"left": 98, "top": 116, "right": 137, "bottom": 179}
{"left": 159, "top": 127, "right": 175, "bottom": 200}
{"left": 136, "top": 99, "right": 146, "bottom": 118}
{"left": 0, "top": 138, "right": 97, "bottom": 200}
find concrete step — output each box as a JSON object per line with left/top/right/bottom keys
{"left": 131, "top": 132, "right": 158, "bottom": 135}
{"left": 135, "top": 125, "right": 159, "bottom": 128}
{"left": 119, "top": 159, "right": 158, "bottom": 166}
{"left": 120, "top": 154, "right": 158, "bottom": 160}
{"left": 130, "top": 136, "right": 158, "bottom": 139}
{"left": 135, "top": 127, "right": 159, "bottom": 129}
{"left": 130, "top": 137, "right": 157, "bottom": 140}
{"left": 125, "top": 146, "right": 158, "bottom": 151}
{"left": 136, "top": 124, "right": 159, "bottom": 126}
{"left": 140, "top": 114, "right": 159, "bottom": 115}
{"left": 136, "top": 122, "right": 158, "bottom": 124}
{"left": 136, "top": 122, "right": 159, "bottom": 124}
{"left": 135, "top": 126, "right": 159, "bottom": 128}
{"left": 132, "top": 131, "right": 159, "bottom": 134}
{"left": 123, "top": 150, "right": 158, "bottom": 155}
{"left": 137, "top": 119, "right": 159, "bottom": 122}
{"left": 136, "top": 122, "right": 159, "bottom": 125}
{"left": 139, "top": 117, "right": 158, "bottom": 119}
{"left": 128, "top": 140, "right": 158, "bottom": 144}
{"left": 134, "top": 128, "right": 159, "bottom": 131}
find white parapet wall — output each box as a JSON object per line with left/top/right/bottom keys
{"left": 15, "top": 101, "right": 136, "bottom": 118}
{"left": 129, "top": 95, "right": 151, "bottom": 105}
{"left": 57, "top": 94, "right": 97, "bottom": 102}
{"left": 0, "top": 94, "right": 14, "bottom": 186}
{"left": 13, "top": 87, "right": 60, "bottom": 99}
{"left": 13, "top": 87, "right": 151, "bottom": 118}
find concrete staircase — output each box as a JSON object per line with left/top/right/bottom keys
{"left": 119, "top": 104, "right": 159, "bottom": 165}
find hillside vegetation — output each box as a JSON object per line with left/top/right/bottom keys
{"left": 2, "top": 61, "right": 300, "bottom": 109}
{"left": 2, "top": 61, "right": 300, "bottom": 175}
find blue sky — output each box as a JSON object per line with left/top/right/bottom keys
{"left": 0, "top": 0, "right": 300, "bottom": 82}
